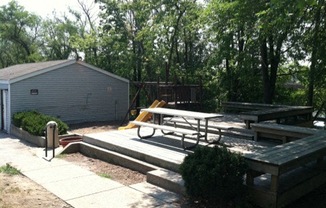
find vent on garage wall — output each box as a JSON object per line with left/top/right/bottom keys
{"left": 30, "top": 89, "right": 39, "bottom": 95}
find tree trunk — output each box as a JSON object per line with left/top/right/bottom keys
{"left": 269, "top": 36, "right": 280, "bottom": 103}
{"left": 260, "top": 38, "right": 272, "bottom": 104}
{"left": 307, "top": 1, "right": 322, "bottom": 106}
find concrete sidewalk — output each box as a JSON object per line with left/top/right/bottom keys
{"left": 0, "top": 132, "right": 180, "bottom": 208}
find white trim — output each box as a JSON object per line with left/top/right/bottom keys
{"left": 7, "top": 86, "right": 10, "bottom": 133}
{"left": 0, "top": 81, "right": 9, "bottom": 89}
{"left": 3, "top": 89, "right": 9, "bottom": 133}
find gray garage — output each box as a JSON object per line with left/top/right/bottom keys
{"left": 0, "top": 59, "right": 129, "bottom": 133}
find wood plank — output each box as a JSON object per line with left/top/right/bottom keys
{"left": 258, "top": 136, "right": 326, "bottom": 164}
{"left": 247, "top": 161, "right": 326, "bottom": 208}
{"left": 163, "top": 117, "right": 233, "bottom": 130}
{"left": 244, "top": 134, "right": 326, "bottom": 175}
{"left": 142, "top": 107, "right": 223, "bottom": 120}
{"left": 245, "top": 134, "right": 326, "bottom": 162}
{"left": 277, "top": 167, "right": 326, "bottom": 207}
{"left": 245, "top": 160, "right": 280, "bottom": 176}
{"left": 251, "top": 123, "right": 318, "bottom": 135}
{"left": 222, "top": 102, "right": 285, "bottom": 112}
{"left": 240, "top": 106, "right": 313, "bottom": 123}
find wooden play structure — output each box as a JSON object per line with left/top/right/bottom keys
{"left": 133, "top": 80, "right": 202, "bottom": 110}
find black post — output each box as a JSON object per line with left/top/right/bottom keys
{"left": 52, "top": 125, "right": 56, "bottom": 158}
{"left": 45, "top": 127, "right": 48, "bottom": 158}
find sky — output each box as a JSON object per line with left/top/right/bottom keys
{"left": 0, "top": 0, "right": 93, "bottom": 18}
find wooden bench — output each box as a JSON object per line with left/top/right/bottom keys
{"left": 131, "top": 121, "right": 200, "bottom": 150}
{"left": 244, "top": 133, "right": 326, "bottom": 208}
{"left": 222, "top": 101, "right": 285, "bottom": 113}
{"left": 163, "top": 117, "right": 233, "bottom": 143}
{"left": 240, "top": 106, "right": 313, "bottom": 128}
{"left": 251, "top": 123, "right": 320, "bottom": 143}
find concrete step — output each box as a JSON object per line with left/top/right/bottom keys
{"left": 130, "top": 182, "right": 181, "bottom": 204}
{"left": 147, "top": 169, "right": 186, "bottom": 195}
{"left": 61, "top": 141, "right": 158, "bottom": 174}
{"left": 62, "top": 142, "right": 186, "bottom": 197}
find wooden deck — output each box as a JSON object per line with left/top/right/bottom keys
{"left": 78, "top": 113, "right": 325, "bottom": 208}
{"left": 81, "top": 123, "right": 270, "bottom": 172}
{"left": 83, "top": 129, "right": 192, "bottom": 172}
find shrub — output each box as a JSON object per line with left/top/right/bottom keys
{"left": 12, "top": 111, "right": 39, "bottom": 127}
{"left": 13, "top": 111, "right": 69, "bottom": 136}
{"left": 180, "top": 146, "right": 248, "bottom": 206}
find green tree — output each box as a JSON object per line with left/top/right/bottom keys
{"left": 97, "top": 0, "right": 204, "bottom": 108}
{"left": 97, "top": 0, "right": 203, "bottom": 80}
{"left": 256, "top": 0, "right": 302, "bottom": 103}
{"left": 302, "top": 0, "right": 326, "bottom": 106}
{"left": 202, "top": 0, "right": 262, "bottom": 103}
{"left": 0, "top": 0, "right": 42, "bottom": 67}
{"left": 41, "top": 14, "right": 79, "bottom": 60}
{"left": 69, "top": 0, "right": 100, "bottom": 64}
{"left": 203, "top": 0, "right": 305, "bottom": 104}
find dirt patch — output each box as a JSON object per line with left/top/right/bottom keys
{"left": 62, "top": 121, "right": 147, "bottom": 185}
{"left": 68, "top": 121, "right": 123, "bottom": 135}
{"left": 0, "top": 152, "right": 146, "bottom": 208}
{"left": 0, "top": 173, "right": 72, "bottom": 208}
{"left": 60, "top": 152, "right": 146, "bottom": 186}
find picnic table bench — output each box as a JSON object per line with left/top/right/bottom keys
{"left": 251, "top": 123, "right": 320, "bottom": 143}
{"left": 240, "top": 106, "right": 313, "bottom": 129}
{"left": 131, "top": 120, "right": 200, "bottom": 149}
{"left": 244, "top": 132, "right": 326, "bottom": 208}
{"left": 163, "top": 117, "right": 233, "bottom": 142}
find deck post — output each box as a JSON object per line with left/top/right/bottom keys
{"left": 317, "top": 156, "right": 324, "bottom": 167}
{"left": 270, "top": 175, "right": 279, "bottom": 193}
{"left": 246, "top": 170, "right": 254, "bottom": 185}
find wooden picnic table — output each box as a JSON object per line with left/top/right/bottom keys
{"left": 132, "top": 108, "right": 223, "bottom": 149}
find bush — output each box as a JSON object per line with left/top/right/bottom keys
{"left": 12, "top": 110, "right": 39, "bottom": 127}
{"left": 13, "top": 111, "right": 69, "bottom": 136}
{"left": 180, "top": 146, "right": 248, "bottom": 206}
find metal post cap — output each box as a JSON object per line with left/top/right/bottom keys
{"left": 46, "top": 121, "right": 57, "bottom": 127}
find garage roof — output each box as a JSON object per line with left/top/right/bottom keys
{"left": 0, "top": 59, "right": 129, "bottom": 84}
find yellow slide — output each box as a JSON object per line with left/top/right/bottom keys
{"left": 118, "top": 100, "right": 166, "bottom": 130}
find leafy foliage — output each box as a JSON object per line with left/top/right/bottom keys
{"left": 13, "top": 111, "right": 69, "bottom": 136}
{"left": 1, "top": 0, "right": 326, "bottom": 113}
{"left": 0, "top": 1, "right": 42, "bottom": 67}
{"left": 180, "top": 146, "right": 248, "bottom": 206}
